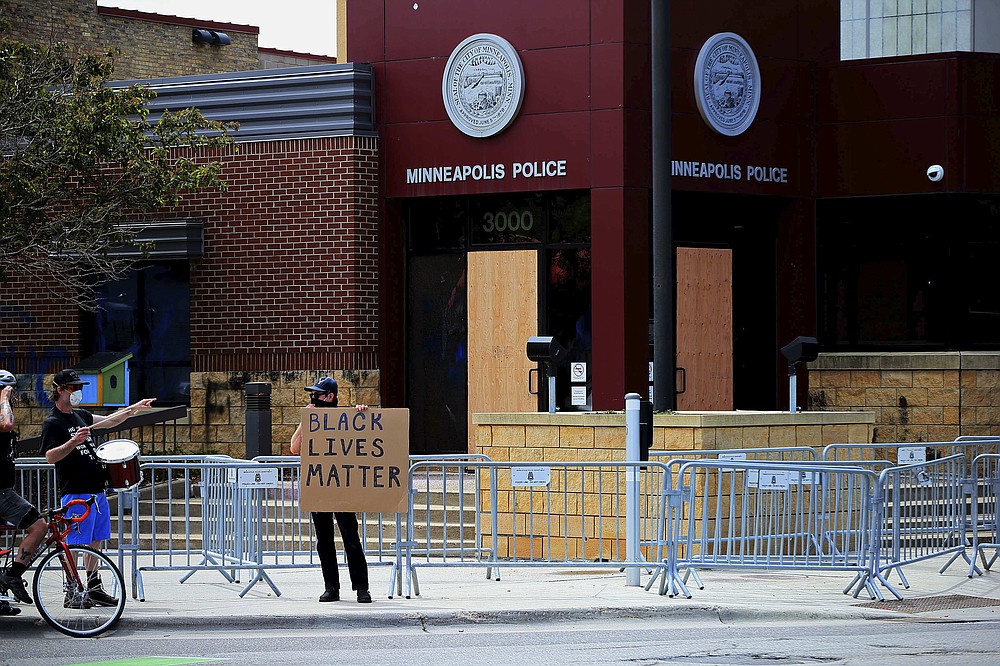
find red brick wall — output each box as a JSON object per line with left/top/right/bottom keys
{"left": 172, "top": 136, "right": 381, "bottom": 372}
{"left": 2, "top": 135, "right": 381, "bottom": 375}
{"left": 0, "top": 278, "right": 80, "bottom": 373}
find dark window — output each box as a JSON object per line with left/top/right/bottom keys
{"left": 470, "top": 193, "right": 545, "bottom": 246}
{"left": 546, "top": 248, "right": 592, "bottom": 409}
{"left": 81, "top": 262, "right": 191, "bottom": 405}
{"left": 818, "top": 195, "right": 1000, "bottom": 350}
{"left": 407, "top": 197, "right": 467, "bottom": 252}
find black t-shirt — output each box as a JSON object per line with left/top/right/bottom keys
{"left": 40, "top": 408, "right": 106, "bottom": 495}
{"left": 0, "top": 429, "right": 17, "bottom": 489}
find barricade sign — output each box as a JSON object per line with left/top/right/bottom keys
{"left": 898, "top": 446, "right": 927, "bottom": 464}
{"left": 512, "top": 467, "right": 551, "bottom": 487}
{"left": 298, "top": 408, "right": 410, "bottom": 513}
{"left": 237, "top": 467, "right": 279, "bottom": 488}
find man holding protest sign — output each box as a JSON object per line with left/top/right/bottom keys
{"left": 290, "top": 377, "right": 373, "bottom": 604}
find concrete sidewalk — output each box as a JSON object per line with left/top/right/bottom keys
{"left": 104, "top": 556, "right": 1000, "bottom": 630}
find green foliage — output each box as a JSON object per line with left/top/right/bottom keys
{"left": 0, "top": 31, "right": 237, "bottom": 308}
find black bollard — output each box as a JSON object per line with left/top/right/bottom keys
{"left": 245, "top": 382, "right": 272, "bottom": 459}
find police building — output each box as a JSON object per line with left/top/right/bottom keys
{"left": 5, "top": 0, "right": 1000, "bottom": 453}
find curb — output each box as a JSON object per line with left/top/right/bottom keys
{"left": 118, "top": 602, "right": 888, "bottom": 631}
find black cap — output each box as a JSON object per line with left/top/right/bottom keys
{"left": 304, "top": 377, "right": 338, "bottom": 394}
{"left": 52, "top": 369, "right": 90, "bottom": 387}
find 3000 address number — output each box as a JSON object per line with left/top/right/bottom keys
{"left": 482, "top": 211, "right": 535, "bottom": 233}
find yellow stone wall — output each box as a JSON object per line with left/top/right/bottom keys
{"left": 13, "top": 370, "right": 380, "bottom": 458}
{"left": 474, "top": 411, "right": 874, "bottom": 559}
{"left": 807, "top": 352, "right": 1000, "bottom": 442}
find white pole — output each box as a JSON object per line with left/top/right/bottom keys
{"left": 788, "top": 369, "right": 798, "bottom": 413}
{"left": 624, "top": 392, "right": 641, "bottom": 586}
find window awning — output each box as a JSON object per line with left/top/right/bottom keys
{"left": 112, "top": 219, "right": 203, "bottom": 259}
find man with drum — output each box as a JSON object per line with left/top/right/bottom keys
{"left": 40, "top": 369, "right": 155, "bottom": 606}
{"left": 0, "top": 370, "right": 47, "bottom": 613}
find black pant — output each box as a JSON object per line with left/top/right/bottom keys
{"left": 311, "top": 511, "right": 369, "bottom": 592}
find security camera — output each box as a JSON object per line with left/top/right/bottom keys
{"left": 926, "top": 164, "right": 944, "bottom": 182}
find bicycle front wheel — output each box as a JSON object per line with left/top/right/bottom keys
{"left": 32, "top": 545, "right": 126, "bottom": 638}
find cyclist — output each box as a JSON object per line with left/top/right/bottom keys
{"left": 0, "top": 369, "right": 47, "bottom": 612}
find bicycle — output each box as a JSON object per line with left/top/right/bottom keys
{"left": 0, "top": 495, "right": 126, "bottom": 637}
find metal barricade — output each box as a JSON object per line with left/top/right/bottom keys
{"left": 953, "top": 436, "right": 1000, "bottom": 463}
{"left": 123, "top": 457, "right": 270, "bottom": 599}
{"left": 664, "top": 460, "right": 882, "bottom": 599}
{"left": 2, "top": 458, "right": 58, "bottom": 552}
{"left": 824, "top": 440, "right": 998, "bottom": 475}
{"left": 872, "top": 454, "right": 967, "bottom": 598}
{"left": 651, "top": 446, "right": 818, "bottom": 465}
{"left": 250, "top": 456, "right": 401, "bottom": 593}
{"left": 967, "top": 453, "right": 999, "bottom": 577}
{"left": 397, "top": 460, "right": 670, "bottom": 599}
{"left": 646, "top": 446, "right": 821, "bottom": 589}
{"left": 387, "top": 455, "right": 490, "bottom": 596}
{"left": 123, "top": 454, "right": 493, "bottom": 600}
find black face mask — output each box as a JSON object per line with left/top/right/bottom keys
{"left": 311, "top": 393, "right": 338, "bottom": 407}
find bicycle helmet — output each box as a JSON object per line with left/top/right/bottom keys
{"left": 0, "top": 370, "right": 15, "bottom": 387}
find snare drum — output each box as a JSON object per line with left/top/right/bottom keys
{"left": 96, "top": 439, "right": 142, "bottom": 490}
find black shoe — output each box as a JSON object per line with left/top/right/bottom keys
{"left": 319, "top": 588, "right": 339, "bottom": 602}
{"left": 87, "top": 574, "right": 119, "bottom": 607}
{"left": 0, "top": 601, "right": 21, "bottom": 615}
{"left": 0, "top": 572, "right": 32, "bottom": 605}
{"left": 357, "top": 590, "right": 372, "bottom": 604}
{"left": 64, "top": 591, "right": 94, "bottom": 609}
{"left": 87, "top": 588, "right": 119, "bottom": 607}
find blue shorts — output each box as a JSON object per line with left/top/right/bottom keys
{"left": 61, "top": 492, "right": 111, "bottom": 545}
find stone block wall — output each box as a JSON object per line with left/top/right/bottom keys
{"left": 473, "top": 411, "right": 874, "bottom": 559}
{"left": 11, "top": 369, "right": 380, "bottom": 458}
{"left": 189, "top": 369, "right": 381, "bottom": 458}
{"left": 807, "top": 352, "right": 1000, "bottom": 442}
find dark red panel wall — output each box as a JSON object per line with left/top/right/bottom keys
{"left": 818, "top": 54, "right": 1000, "bottom": 197}
{"left": 346, "top": 0, "right": 837, "bottom": 409}
{"left": 348, "top": 0, "right": 655, "bottom": 408}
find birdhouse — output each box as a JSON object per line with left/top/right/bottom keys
{"left": 74, "top": 352, "right": 132, "bottom": 407}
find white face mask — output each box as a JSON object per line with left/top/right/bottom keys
{"left": 69, "top": 390, "right": 83, "bottom": 407}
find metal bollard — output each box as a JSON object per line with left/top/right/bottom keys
{"left": 625, "top": 392, "right": 642, "bottom": 586}
{"left": 245, "top": 382, "right": 272, "bottom": 459}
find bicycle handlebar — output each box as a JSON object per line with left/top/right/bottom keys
{"left": 50, "top": 494, "right": 97, "bottom": 524}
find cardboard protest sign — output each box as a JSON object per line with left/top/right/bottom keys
{"left": 298, "top": 408, "right": 409, "bottom": 513}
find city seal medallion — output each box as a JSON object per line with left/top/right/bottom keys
{"left": 442, "top": 33, "right": 525, "bottom": 138}
{"left": 693, "top": 32, "right": 761, "bottom": 137}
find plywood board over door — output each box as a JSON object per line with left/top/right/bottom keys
{"left": 676, "top": 247, "right": 734, "bottom": 410}
{"left": 467, "top": 250, "right": 538, "bottom": 452}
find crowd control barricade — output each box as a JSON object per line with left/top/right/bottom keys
{"left": 645, "top": 446, "right": 820, "bottom": 591}
{"left": 251, "top": 456, "right": 400, "bottom": 569}
{"left": 823, "top": 439, "right": 998, "bottom": 475}
{"left": 122, "top": 456, "right": 279, "bottom": 599}
{"left": 953, "top": 436, "right": 1000, "bottom": 464}
{"left": 387, "top": 455, "right": 491, "bottom": 598}
{"left": 663, "top": 459, "right": 882, "bottom": 600}
{"left": 124, "top": 455, "right": 404, "bottom": 600}
{"left": 3, "top": 458, "right": 58, "bottom": 553}
{"left": 650, "top": 446, "right": 818, "bottom": 467}
{"left": 871, "top": 454, "right": 968, "bottom": 598}
{"left": 397, "top": 460, "right": 670, "bottom": 599}
{"left": 968, "top": 454, "right": 1000, "bottom": 577}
